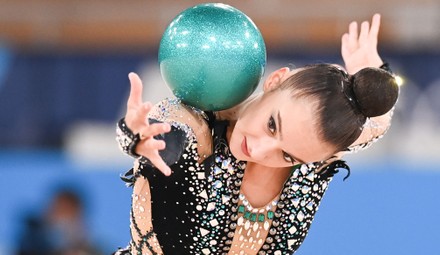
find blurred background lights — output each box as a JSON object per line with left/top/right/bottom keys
{"left": 395, "top": 75, "right": 404, "bottom": 87}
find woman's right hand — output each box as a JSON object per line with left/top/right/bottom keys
{"left": 125, "top": 72, "right": 172, "bottom": 176}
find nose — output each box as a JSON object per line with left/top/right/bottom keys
{"left": 249, "top": 136, "right": 278, "bottom": 161}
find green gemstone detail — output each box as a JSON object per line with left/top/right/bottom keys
{"left": 258, "top": 213, "right": 265, "bottom": 222}
{"left": 267, "top": 211, "right": 274, "bottom": 219}
{"left": 250, "top": 213, "right": 257, "bottom": 222}
{"left": 238, "top": 205, "right": 245, "bottom": 214}
{"left": 244, "top": 211, "right": 251, "bottom": 219}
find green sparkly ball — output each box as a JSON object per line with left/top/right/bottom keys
{"left": 159, "top": 3, "right": 266, "bottom": 111}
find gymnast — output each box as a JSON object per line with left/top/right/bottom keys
{"left": 114, "top": 14, "right": 399, "bottom": 255}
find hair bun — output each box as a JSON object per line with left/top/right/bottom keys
{"left": 351, "top": 67, "right": 399, "bottom": 117}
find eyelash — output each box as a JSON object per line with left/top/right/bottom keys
{"left": 283, "top": 152, "right": 294, "bottom": 164}
{"left": 268, "top": 116, "right": 295, "bottom": 164}
{"left": 268, "top": 116, "right": 276, "bottom": 134}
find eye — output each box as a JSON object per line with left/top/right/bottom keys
{"left": 283, "top": 151, "right": 294, "bottom": 164}
{"left": 268, "top": 116, "right": 276, "bottom": 134}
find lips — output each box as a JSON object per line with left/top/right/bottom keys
{"left": 241, "top": 137, "right": 251, "bottom": 157}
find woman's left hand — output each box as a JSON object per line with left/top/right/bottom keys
{"left": 341, "top": 13, "right": 384, "bottom": 74}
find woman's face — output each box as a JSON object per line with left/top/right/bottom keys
{"left": 229, "top": 69, "right": 336, "bottom": 168}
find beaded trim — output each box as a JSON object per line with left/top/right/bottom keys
{"left": 130, "top": 205, "right": 158, "bottom": 255}
{"left": 237, "top": 193, "right": 278, "bottom": 228}
{"left": 116, "top": 118, "right": 141, "bottom": 158}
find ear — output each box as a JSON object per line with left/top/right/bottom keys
{"left": 262, "top": 67, "right": 290, "bottom": 92}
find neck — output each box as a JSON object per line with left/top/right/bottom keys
{"left": 245, "top": 162, "right": 292, "bottom": 184}
{"left": 240, "top": 162, "right": 292, "bottom": 207}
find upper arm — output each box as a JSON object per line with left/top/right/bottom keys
{"left": 148, "top": 98, "right": 213, "bottom": 162}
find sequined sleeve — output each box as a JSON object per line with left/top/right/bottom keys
{"left": 256, "top": 161, "right": 348, "bottom": 253}
{"left": 116, "top": 98, "right": 199, "bottom": 162}
{"left": 345, "top": 107, "right": 395, "bottom": 154}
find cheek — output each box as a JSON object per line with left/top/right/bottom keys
{"left": 237, "top": 114, "right": 264, "bottom": 134}
{"left": 228, "top": 128, "right": 241, "bottom": 158}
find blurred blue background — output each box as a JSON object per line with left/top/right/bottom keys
{"left": 0, "top": 0, "right": 439, "bottom": 254}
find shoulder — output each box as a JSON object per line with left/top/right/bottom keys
{"left": 149, "top": 98, "right": 213, "bottom": 159}
{"left": 148, "top": 98, "right": 206, "bottom": 132}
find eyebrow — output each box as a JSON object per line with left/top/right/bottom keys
{"left": 277, "top": 110, "right": 307, "bottom": 164}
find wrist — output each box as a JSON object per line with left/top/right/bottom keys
{"left": 116, "top": 118, "right": 141, "bottom": 158}
{"left": 379, "top": 62, "right": 393, "bottom": 74}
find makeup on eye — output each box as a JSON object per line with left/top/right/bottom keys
{"left": 267, "top": 115, "right": 276, "bottom": 133}
{"left": 267, "top": 113, "right": 298, "bottom": 165}
{"left": 283, "top": 151, "right": 295, "bottom": 164}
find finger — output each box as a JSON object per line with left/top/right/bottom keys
{"left": 127, "top": 72, "right": 144, "bottom": 107}
{"left": 359, "top": 21, "right": 370, "bottom": 46}
{"left": 148, "top": 153, "right": 172, "bottom": 176}
{"left": 139, "top": 122, "right": 171, "bottom": 139}
{"left": 341, "top": 33, "right": 349, "bottom": 46}
{"left": 348, "top": 21, "right": 359, "bottom": 51}
{"left": 369, "top": 13, "right": 381, "bottom": 42}
{"left": 138, "top": 139, "right": 166, "bottom": 151}
{"left": 341, "top": 33, "right": 350, "bottom": 57}
{"left": 128, "top": 103, "right": 151, "bottom": 132}
{"left": 136, "top": 102, "right": 152, "bottom": 122}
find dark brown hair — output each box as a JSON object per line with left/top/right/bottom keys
{"left": 279, "top": 64, "right": 399, "bottom": 153}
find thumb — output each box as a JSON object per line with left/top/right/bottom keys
{"left": 128, "top": 72, "right": 144, "bottom": 106}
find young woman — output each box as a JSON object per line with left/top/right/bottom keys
{"left": 114, "top": 14, "right": 399, "bottom": 255}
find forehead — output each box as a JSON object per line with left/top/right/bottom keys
{"left": 271, "top": 91, "right": 334, "bottom": 163}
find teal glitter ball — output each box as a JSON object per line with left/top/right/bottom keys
{"left": 159, "top": 3, "right": 266, "bottom": 111}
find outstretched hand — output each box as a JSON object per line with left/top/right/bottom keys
{"left": 126, "top": 72, "right": 172, "bottom": 176}
{"left": 341, "top": 14, "right": 384, "bottom": 74}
